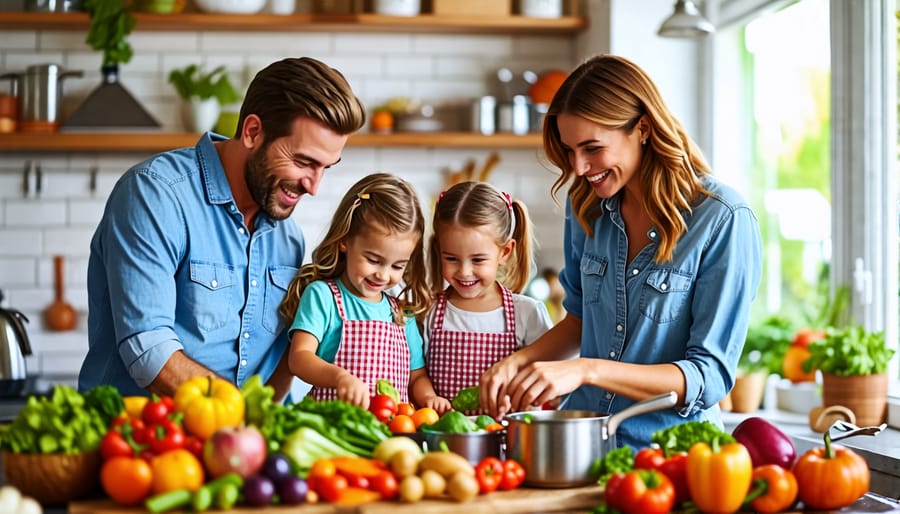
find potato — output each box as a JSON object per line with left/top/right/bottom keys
{"left": 398, "top": 475, "right": 425, "bottom": 503}
{"left": 390, "top": 449, "right": 420, "bottom": 478}
{"left": 419, "top": 469, "right": 446, "bottom": 498}
{"left": 417, "top": 451, "right": 474, "bottom": 479}
{"left": 446, "top": 471, "right": 479, "bottom": 502}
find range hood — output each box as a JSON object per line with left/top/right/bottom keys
{"left": 62, "top": 66, "right": 160, "bottom": 131}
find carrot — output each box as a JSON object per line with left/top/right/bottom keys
{"left": 335, "top": 486, "right": 381, "bottom": 505}
{"left": 331, "top": 456, "right": 385, "bottom": 478}
{"left": 484, "top": 422, "right": 505, "bottom": 432}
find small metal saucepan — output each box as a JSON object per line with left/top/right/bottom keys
{"left": 505, "top": 391, "right": 678, "bottom": 488}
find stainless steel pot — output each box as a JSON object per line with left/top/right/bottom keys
{"left": 505, "top": 392, "right": 678, "bottom": 488}
{"left": 422, "top": 429, "right": 505, "bottom": 466}
{"left": 0, "top": 64, "right": 83, "bottom": 126}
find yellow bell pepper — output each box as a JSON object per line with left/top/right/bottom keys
{"left": 122, "top": 395, "right": 149, "bottom": 420}
{"left": 174, "top": 376, "right": 245, "bottom": 439}
{"left": 686, "top": 437, "right": 753, "bottom": 514}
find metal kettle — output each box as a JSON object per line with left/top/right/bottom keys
{"left": 0, "top": 290, "right": 32, "bottom": 382}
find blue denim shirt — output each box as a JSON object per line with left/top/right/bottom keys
{"left": 559, "top": 176, "right": 762, "bottom": 449}
{"left": 79, "top": 133, "right": 303, "bottom": 396}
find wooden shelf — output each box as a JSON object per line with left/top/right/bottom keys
{"left": 0, "top": 132, "right": 542, "bottom": 152}
{"left": 0, "top": 11, "right": 587, "bottom": 34}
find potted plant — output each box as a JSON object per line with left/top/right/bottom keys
{"left": 168, "top": 65, "right": 241, "bottom": 133}
{"left": 728, "top": 315, "right": 794, "bottom": 412}
{"left": 804, "top": 325, "right": 895, "bottom": 426}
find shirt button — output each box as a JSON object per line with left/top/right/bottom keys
{"left": 650, "top": 231, "right": 657, "bottom": 238}
{"left": 251, "top": 279, "right": 258, "bottom": 287}
{"left": 605, "top": 393, "right": 612, "bottom": 399}
{"left": 243, "top": 332, "right": 250, "bottom": 339}
{"left": 238, "top": 227, "right": 245, "bottom": 235}
{"left": 210, "top": 280, "right": 218, "bottom": 288}
{"left": 661, "top": 283, "right": 668, "bottom": 291}
{"left": 616, "top": 324, "right": 623, "bottom": 332}
{"left": 632, "top": 268, "right": 639, "bottom": 275}
{"left": 241, "top": 359, "right": 247, "bottom": 367}
{"left": 230, "top": 205, "right": 236, "bottom": 211}
{"left": 609, "top": 351, "right": 616, "bottom": 357}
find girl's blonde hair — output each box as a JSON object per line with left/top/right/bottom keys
{"left": 429, "top": 181, "right": 535, "bottom": 294}
{"left": 543, "top": 54, "right": 710, "bottom": 263}
{"left": 279, "top": 172, "right": 431, "bottom": 323}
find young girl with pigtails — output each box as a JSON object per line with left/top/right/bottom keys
{"left": 276, "top": 172, "right": 440, "bottom": 410}
{"left": 421, "top": 181, "right": 553, "bottom": 414}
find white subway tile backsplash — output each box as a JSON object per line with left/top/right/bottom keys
{"left": 42, "top": 228, "right": 94, "bottom": 256}
{"left": 0, "top": 173, "right": 23, "bottom": 200}
{"left": 334, "top": 33, "right": 413, "bottom": 54}
{"left": 385, "top": 56, "right": 435, "bottom": 78}
{"left": 4, "top": 51, "right": 65, "bottom": 70}
{"left": 39, "top": 31, "right": 93, "bottom": 53}
{"left": 413, "top": 35, "right": 513, "bottom": 56}
{"left": 515, "top": 36, "right": 575, "bottom": 59}
{"left": 0, "top": 257, "right": 36, "bottom": 286}
{"left": 131, "top": 31, "right": 200, "bottom": 53}
{"left": 0, "top": 30, "right": 36, "bottom": 50}
{"left": 68, "top": 199, "right": 107, "bottom": 226}
{"left": 5, "top": 200, "right": 67, "bottom": 226}
{"left": 40, "top": 352, "right": 88, "bottom": 376}
{"left": 0, "top": 229, "right": 41, "bottom": 256}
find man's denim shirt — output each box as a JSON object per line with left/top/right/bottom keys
{"left": 559, "top": 176, "right": 763, "bottom": 449}
{"left": 79, "top": 133, "right": 302, "bottom": 396}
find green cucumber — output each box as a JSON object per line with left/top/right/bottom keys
{"left": 145, "top": 489, "right": 192, "bottom": 514}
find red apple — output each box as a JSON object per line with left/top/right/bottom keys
{"left": 202, "top": 425, "right": 267, "bottom": 479}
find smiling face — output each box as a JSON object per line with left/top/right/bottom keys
{"left": 340, "top": 223, "right": 419, "bottom": 303}
{"left": 244, "top": 115, "right": 348, "bottom": 220}
{"left": 556, "top": 112, "right": 646, "bottom": 201}
{"left": 437, "top": 222, "right": 514, "bottom": 305}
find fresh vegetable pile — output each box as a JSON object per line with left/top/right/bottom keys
{"left": 590, "top": 417, "right": 873, "bottom": 514}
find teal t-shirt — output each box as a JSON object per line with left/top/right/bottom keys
{"left": 288, "top": 279, "right": 425, "bottom": 370}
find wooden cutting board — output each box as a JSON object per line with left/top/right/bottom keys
{"left": 69, "top": 485, "right": 604, "bottom": 514}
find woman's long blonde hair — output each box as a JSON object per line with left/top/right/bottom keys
{"left": 279, "top": 172, "right": 431, "bottom": 323}
{"left": 429, "top": 181, "right": 535, "bottom": 294}
{"left": 543, "top": 54, "right": 710, "bottom": 263}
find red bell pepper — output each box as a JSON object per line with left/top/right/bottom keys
{"left": 633, "top": 447, "right": 689, "bottom": 504}
{"left": 475, "top": 456, "right": 504, "bottom": 494}
{"left": 605, "top": 469, "right": 675, "bottom": 514}
{"left": 101, "top": 417, "right": 150, "bottom": 460}
{"left": 146, "top": 418, "right": 186, "bottom": 454}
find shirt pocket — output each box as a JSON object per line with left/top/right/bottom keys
{"left": 188, "top": 261, "right": 237, "bottom": 332}
{"left": 580, "top": 254, "right": 608, "bottom": 304}
{"left": 639, "top": 268, "right": 693, "bottom": 323}
{"left": 262, "top": 265, "right": 298, "bottom": 334}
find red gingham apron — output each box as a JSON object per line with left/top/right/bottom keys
{"left": 308, "top": 280, "right": 410, "bottom": 403}
{"left": 427, "top": 285, "right": 518, "bottom": 413}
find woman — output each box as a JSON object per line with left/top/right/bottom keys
{"left": 479, "top": 55, "right": 763, "bottom": 449}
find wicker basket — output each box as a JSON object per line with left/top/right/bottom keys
{"left": 2, "top": 450, "right": 101, "bottom": 506}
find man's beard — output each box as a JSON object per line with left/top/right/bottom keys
{"left": 245, "top": 142, "right": 298, "bottom": 221}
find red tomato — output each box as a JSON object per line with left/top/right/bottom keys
{"left": 369, "top": 394, "right": 397, "bottom": 423}
{"left": 634, "top": 448, "right": 666, "bottom": 470}
{"left": 141, "top": 395, "right": 175, "bottom": 425}
{"left": 605, "top": 469, "right": 675, "bottom": 514}
{"left": 475, "top": 456, "right": 504, "bottom": 494}
{"left": 100, "top": 430, "right": 135, "bottom": 461}
{"left": 100, "top": 456, "right": 154, "bottom": 506}
{"left": 658, "top": 452, "right": 690, "bottom": 504}
{"left": 388, "top": 414, "right": 416, "bottom": 434}
{"left": 316, "top": 473, "right": 348, "bottom": 503}
{"left": 368, "top": 470, "right": 399, "bottom": 500}
{"left": 396, "top": 402, "right": 416, "bottom": 417}
{"left": 499, "top": 459, "right": 526, "bottom": 490}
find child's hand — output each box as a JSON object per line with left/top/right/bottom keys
{"left": 425, "top": 396, "right": 453, "bottom": 415}
{"left": 335, "top": 370, "right": 371, "bottom": 409}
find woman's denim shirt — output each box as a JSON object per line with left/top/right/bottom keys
{"left": 560, "top": 176, "right": 762, "bottom": 449}
{"left": 79, "top": 133, "right": 302, "bottom": 396}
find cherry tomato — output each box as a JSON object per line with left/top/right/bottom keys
{"left": 388, "top": 414, "right": 416, "bottom": 434}
{"left": 100, "top": 456, "right": 154, "bottom": 506}
{"left": 316, "top": 473, "right": 348, "bottom": 503}
{"left": 141, "top": 395, "right": 175, "bottom": 425}
{"left": 634, "top": 448, "right": 667, "bottom": 470}
{"left": 369, "top": 394, "right": 397, "bottom": 423}
{"left": 499, "top": 459, "right": 526, "bottom": 490}
{"left": 368, "top": 470, "right": 399, "bottom": 500}
{"left": 101, "top": 430, "right": 135, "bottom": 461}
{"left": 396, "top": 402, "right": 416, "bottom": 417}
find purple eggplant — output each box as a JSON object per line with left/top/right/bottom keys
{"left": 732, "top": 416, "right": 797, "bottom": 469}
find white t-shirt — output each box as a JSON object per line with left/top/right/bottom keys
{"left": 423, "top": 293, "right": 554, "bottom": 353}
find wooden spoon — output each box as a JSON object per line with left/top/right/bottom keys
{"left": 45, "top": 255, "right": 77, "bottom": 331}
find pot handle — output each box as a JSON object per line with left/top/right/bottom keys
{"left": 604, "top": 391, "right": 678, "bottom": 438}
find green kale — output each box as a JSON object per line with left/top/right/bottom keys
{"left": 651, "top": 420, "right": 735, "bottom": 456}
{"left": 590, "top": 445, "right": 634, "bottom": 485}
{"left": 450, "top": 386, "right": 480, "bottom": 411}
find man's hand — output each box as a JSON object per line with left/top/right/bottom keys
{"left": 147, "top": 350, "right": 219, "bottom": 397}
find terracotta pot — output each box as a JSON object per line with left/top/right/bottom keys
{"left": 730, "top": 371, "right": 767, "bottom": 413}
{"left": 821, "top": 372, "right": 888, "bottom": 427}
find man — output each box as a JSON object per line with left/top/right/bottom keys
{"left": 79, "top": 57, "right": 366, "bottom": 399}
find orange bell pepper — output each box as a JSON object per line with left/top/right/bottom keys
{"left": 793, "top": 432, "right": 869, "bottom": 510}
{"left": 686, "top": 436, "right": 753, "bottom": 514}
{"left": 173, "top": 376, "right": 245, "bottom": 439}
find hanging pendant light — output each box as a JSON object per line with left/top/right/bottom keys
{"left": 657, "top": 0, "right": 715, "bottom": 38}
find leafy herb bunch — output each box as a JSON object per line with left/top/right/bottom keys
{"left": 84, "top": 0, "right": 136, "bottom": 69}
{"left": 168, "top": 64, "right": 241, "bottom": 105}
{"left": 804, "top": 325, "right": 896, "bottom": 376}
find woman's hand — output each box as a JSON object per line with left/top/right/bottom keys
{"left": 505, "top": 359, "right": 586, "bottom": 412}
{"left": 335, "top": 370, "right": 370, "bottom": 409}
{"left": 479, "top": 356, "right": 521, "bottom": 419}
